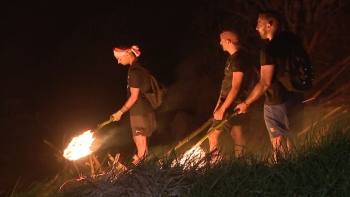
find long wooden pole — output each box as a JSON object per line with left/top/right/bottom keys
{"left": 298, "top": 106, "right": 342, "bottom": 137}
{"left": 165, "top": 110, "right": 239, "bottom": 157}
{"left": 165, "top": 118, "right": 212, "bottom": 157}
{"left": 193, "top": 110, "right": 239, "bottom": 148}
{"left": 94, "top": 117, "right": 114, "bottom": 133}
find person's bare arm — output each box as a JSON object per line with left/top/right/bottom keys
{"left": 213, "top": 94, "right": 222, "bottom": 113}
{"left": 112, "top": 87, "right": 140, "bottom": 121}
{"left": 214, "top": 72, "right": 243, "bottom": 120}
{"left": 235, "top": 65, "right": 274, "bottom": 113}
{"left": 124, "top": 87, "right": 140, "bottom": 108}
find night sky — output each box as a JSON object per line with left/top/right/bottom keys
{"left": 0, "top": 0, "right": 206, "bottom": 191}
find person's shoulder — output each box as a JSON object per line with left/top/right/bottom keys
{"left": 237, "top": 49, "right": 253, "bottom": 57}
{"left": 129, "top": 64, "right": 150, "bottom": 78}
{"left": 130, "top": 62, "right": 146, "bottom": 71}
{"left": 234, "top": 50, "right": 254, "bottom": 62}
{"left": 266, "top": 31, "right": 301, "bottom": 56}
{"left": 274, "top": 31, "right": 302, "bottom": 45}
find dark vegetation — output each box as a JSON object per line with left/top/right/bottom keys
{"left": 4, "top": 116, "right": 350, "bottom": 196}
{"left": 1, "top": 0, "right": 350, "bottom": 195}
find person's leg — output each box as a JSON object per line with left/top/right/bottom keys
{"left": 208, "top": 116, "right": 231, "bottom": 162}
{"left": 132, "top": 134, "right": 148, "bottom": 165}
{"left": 130, "top": 112, "right": 156, "bottom": 165}
{"left": 264, "top": 104, "right": 289, "bottom": 162}
{"left": 230, "top": 125, "right": 245, "bottom": 157}
{"left": 208, "top": 129, "right": 222, "bottom": 153}
{"left": 270, "top": 136, "right": 284, "bottom": 162}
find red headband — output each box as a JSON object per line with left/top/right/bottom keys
{"left": 113, "top": 46, "right": 141, "bottom": 57}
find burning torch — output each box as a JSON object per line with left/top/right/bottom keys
{"left": 193, "top": 110, "right": 239, "bottom": 150}
{"left": 167, "top": 110, "right": 239, "bottom": 168}
{"left": 165, "top": 110, "right": 239, "bottom": 157}
{"left": 63, "top": 117, "right": 114, "bottom": 161}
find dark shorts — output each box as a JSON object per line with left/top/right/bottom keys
{"left": 264, "top": 92, "right": 304, "bottom": 138}
{"left": 130, "top": 112, "right": 157, "bottom": 137}
{"left": 264, "top": 103, "right": 289, "bottom": 138}
{"left": 211, "top": 100, "right": 249, "bottom": 132}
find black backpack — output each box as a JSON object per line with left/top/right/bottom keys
{"left": 133, "top": 67, "right": 166, "bottom": 109}
{"left": 277, "top": 46, "right": 313, "bottom": 92}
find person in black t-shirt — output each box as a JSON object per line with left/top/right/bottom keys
{"left": 111, "top": 45, "right": 157, "bottom": 165}
{"left": 208, "top": 30, "right": 258, "bottom": 160}
{"left": 236, "top": 11, "right": 304, "bottom": 162}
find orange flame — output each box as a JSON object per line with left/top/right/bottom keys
{"left": 63, "top": 130, "right": 95, "bottom": 161}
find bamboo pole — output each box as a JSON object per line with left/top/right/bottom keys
{"left": 298, "top": 106, "right": 342, "bottom": 137}
{"left": 192, "top": 110, "right": 239, "bottom": 148}
{"left": 165, "top": 110, "right": 239, "bottom": 157}
{"left": 94, "top": 117, "right": 114, "bottom": 134}
{"left": 164, "top": 118, "right": 213, "bottom": 157}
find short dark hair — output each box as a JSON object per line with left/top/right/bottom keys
{"left": 221, "top": 29, "right": 241, "bottom": 48}
{"left": 260, "top": 10, "right": 284, "bottom": 30}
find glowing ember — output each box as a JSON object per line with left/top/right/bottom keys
{"left": 172, "top": 145, "right": 206, "bottom": 169}
{"left": 63, "top": 130, "right": 95, "bottom": 161}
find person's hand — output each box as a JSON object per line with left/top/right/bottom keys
{"left": 213, "top": 108, "right": 225, "bottom": 120}
{"left": 111, "top": 110, "right": 123, "bottom": 121}
{"left": 235, "top": 102, "right": 249, "bottom": 114}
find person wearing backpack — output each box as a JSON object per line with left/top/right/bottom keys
{"left": 208, "top": 30, "right": 259, "bottom": 161}
{"left": 236, "top": 10, "right": 308, "bottom": 162}
{"left": 111, "top": 45, "right": 157, "bottom": 165}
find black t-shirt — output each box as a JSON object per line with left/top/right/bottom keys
{"left": 127, "top": 62, "right": 153, "bottom": 115}
{"left": 260, "top": 31, "right": 302, "bottom": 105}
{"left": 221, "top": 50, "right": 258, "bottom": 103}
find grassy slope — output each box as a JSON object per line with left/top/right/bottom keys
{"left": 6, "top": 115, "right": 350, "bottom": 197}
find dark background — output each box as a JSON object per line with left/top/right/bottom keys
{"left": 1, "top": 0, "right": 349, "bottom": 192}
{"left": 0, "top": 0, "right": 211, "bottom": 191}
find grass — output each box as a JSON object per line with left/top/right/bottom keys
{"left": 5, "top": 116, "right": 350, "bottom": 197}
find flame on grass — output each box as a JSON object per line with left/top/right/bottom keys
{"left": 63, "top": 130, "right": 95, "bottom": 161}
{"left": 172, "top": 145, "right": 206, "bottom": 169}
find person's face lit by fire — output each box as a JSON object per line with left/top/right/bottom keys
{"left": 114, "top": 52, "right": 130, "bottom": 66}
{"left": 220, "top": 31, "right": 239, "bottom": 53}
{"left": 256, "top": 15, "right": 269, "bottom": 40}
{"left": 220, "top": 36, "right": 230, "bottom": 52}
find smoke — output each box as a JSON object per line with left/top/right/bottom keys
{"left": 92, "top": 120, "right": 134, "bottom": 152}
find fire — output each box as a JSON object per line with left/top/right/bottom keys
{"left": 172, "top": 145, "right": 206, "bottom": 169}
{"left": 63, "top": 130, "right": 95, "bottom": 161}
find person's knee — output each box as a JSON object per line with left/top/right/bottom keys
{"left": 270, "top": 136, "right": 283, "bottom": 147}
{"left": 230, "top": 126, "right": 243, "bottom": 138}
{"left": 134, "top": 135, "right": 147, "bottom": 145}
